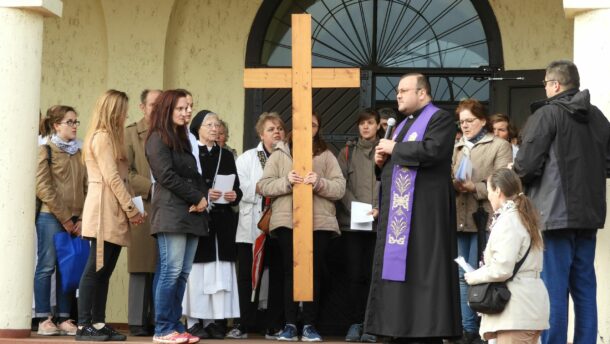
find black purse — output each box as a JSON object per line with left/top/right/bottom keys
{"left": 467, "top": 245, "right": 531, "bottom": 314}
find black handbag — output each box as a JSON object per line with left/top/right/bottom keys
{"left": 467, "top": 245, "right": 531, "bottom": 314}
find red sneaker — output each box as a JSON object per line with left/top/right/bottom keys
{"left": 178, "top": 332, "right": 200, "bottom": 344}
{"left": 153, "top": 331, "right": 189, "bottom": 344}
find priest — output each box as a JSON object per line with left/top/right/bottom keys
{"left": 364, "top": 73, "right": 461, "bottom": 343}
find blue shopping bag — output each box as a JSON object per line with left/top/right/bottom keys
{"left": 53, "top": 232, "right": 90, "bottom": 292}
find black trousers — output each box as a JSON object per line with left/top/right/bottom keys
{"left": 128, "top": 273, "right": 155, "bottom": 327}
{"left": 342, "top": 231, "right": 376, "bottom": 324}
{"left": 235, "top": 237, "right": 284, "bottom": 331}
{"left": 77, "top": 239, "right": 122, "bottom": 325}
{"left": 275, "top": 227, "right": 331, "bottom": 326}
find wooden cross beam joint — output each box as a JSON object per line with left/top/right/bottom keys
{"left": 243, "top": 14, "right": 360, "bottom": 301}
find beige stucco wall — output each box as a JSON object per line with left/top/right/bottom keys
{"left": 37, "top": 0, "right": 577, "bottom": 324}
{"left": 163, "top": 0, "right": 262, "bottom": 153}
{"left": 41, "top": 0, "right": 107, "bottom": 135}
{"left": 570, "top": 6, "right": 610, "bottom": 343}
{"left": 490, "top": 0, "right": 573, "bottom": 70}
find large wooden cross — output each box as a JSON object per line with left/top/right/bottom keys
{"left": 244, "top": 14, "right": 360, "bottom": 301}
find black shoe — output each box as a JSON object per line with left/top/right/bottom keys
{"left": 75, "top": 325, "right": 110, "bottom": 341}
{"left": 130, "top": 325, "right": 150, "bottom": 336}
{"left": 206, "top": 322, "right": 226, "bottom": 340}
{"left": 99, "top": 325, "right": 127, "bottom": 341}
{"left": 457, "top": 332, "right": 483, "bottom": 344}
{"left": 189, "top": 322, "right": 210, "bottom": 339}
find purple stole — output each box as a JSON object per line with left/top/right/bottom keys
{"left": 381, "top": 103, "right": 439, "bottom": 281}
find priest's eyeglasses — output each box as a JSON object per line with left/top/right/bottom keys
{"left": 60, "top": 120, "right": 81, "bottom": 127}
{"left": 396, "top": 88, "right": 421, "bottom": 96}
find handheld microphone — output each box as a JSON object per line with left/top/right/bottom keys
{"left": 384, "top": 118, "right": 396, "bottom": 139}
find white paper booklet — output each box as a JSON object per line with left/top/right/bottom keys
{"left": 454, "top": 256, "right": 475, "bottom": 273}
{"left": 213, "top": 174, "right": 236, "bottom": 204}
{"left": 132, "top": 196, "right": 145, "bottom": 214}
{"left": 350, "top": 201, "right": 374, "bottom": 231}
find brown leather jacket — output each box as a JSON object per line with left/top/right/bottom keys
{"left": 36, "top": 142, "right": 87, "bottom": 224}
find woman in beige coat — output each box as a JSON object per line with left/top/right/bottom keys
{"left": 34, "top": 105, "right": 87, "bottom": 336}
{"left": 452, "top": 98, "right": 513, "bottom": 343}
{"left": 257, "top": 112, "right": 345, "bottom": 342}
{"left": 77, "top": 90, "right": 145, "bottom": 342}
{"left": 465, "top": 168, "right": 549, "bottom": 343}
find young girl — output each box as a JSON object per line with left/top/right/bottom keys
{"left": 77, "top": 90, "right": 145, "bottom": 341}
{"left": 336, "top": 109, "right": 379, "bottom": 343}
{"left": 464, "top": 168, "right": 549, "bottom": 343}
{"left": 257, "top": 112, "right": 346, "bottom": 342}
{"left": 34, "top": 105, "right": 86, "bottom": 336}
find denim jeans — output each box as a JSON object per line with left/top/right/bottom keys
{"left": 34, "top": 212, "right": 72, "bottom": 318}
{"left": 154, "top": 232, "right": 199, "bottom": 336}
{"left": 541, "top": 229, "right": 597, "bottom": 344}
{"left": 456, "top": 232, "right": 479, "bottom": 333}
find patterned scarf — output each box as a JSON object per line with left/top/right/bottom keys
{"left": 489, "top": 200, "right": 516, "bottom": 230}
{"left": 467, "top": 128, "right": 488, "bottom": 145}
{"left": 257, "top": 149, "right": 270, "bottom": 210}
{"left": 51, "top": 134, "right": 79, "bottom": 155}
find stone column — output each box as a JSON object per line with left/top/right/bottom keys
{"left": 564, "top": 1, "right": 610, "bottom": 342}
{"left": 0, "top": 0, "right": 62, "bottom": 338}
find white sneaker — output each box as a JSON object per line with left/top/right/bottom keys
{"left": 226, "top": 325, "right": 248, "bottom": 339}
{"left": 37, "top": 318, "right": 59, "bottom": 336}
{"left": 58, "top": 319, "right": 77, "bottom": 336}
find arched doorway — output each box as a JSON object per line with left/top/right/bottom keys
{"left": 242, "top": 0, "right": 506, "bottom": 334}
{"left": 244, "top": 0, "right": 504, "bottom": 152}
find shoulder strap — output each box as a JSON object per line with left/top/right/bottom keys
{"left": 507, "top": 244, "right": 531, "bottom": 281}
{"left": 45, "top": 144, "right": 52, "bottom": 165}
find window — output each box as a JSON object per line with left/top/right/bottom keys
{"left": 244, "top": 0, "right": 503, "bottom": 149}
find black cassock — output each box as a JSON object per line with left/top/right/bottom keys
{"left": 364, "top": 105, "right": 461, "bottom": 339}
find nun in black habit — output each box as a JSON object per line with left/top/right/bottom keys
{"left": 182, "top": 110, "right": 243, "bottom": 338}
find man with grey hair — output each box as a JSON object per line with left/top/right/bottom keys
{"left": 513, "top": 60, "right": 610, "bottom": 344}
{"left": 125, "top": 88, "right": 161, "bottom": 336}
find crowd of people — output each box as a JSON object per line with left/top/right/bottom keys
{"left": 33, "top": 59, "right": 608, "bottom": 344}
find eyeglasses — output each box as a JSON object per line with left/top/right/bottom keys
{"left": 396, "top": 88, "right": 421, "bottom": 95}
{"left": 542, "top": 79, "right": 558, "bottom": 86}
{"left": 60, "top": 120, "right": 80, "bottom": 127}
{"left": 458, "top": 118, "right": 478, "bottom": 126}
{"left": 203, "top": 123, "right": 221, "bottom": 129}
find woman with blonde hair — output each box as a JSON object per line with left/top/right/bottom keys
{"left": 77, "top": 90, "right": 145, "bottom": 341}
{"left": 465, "top": 168, "right": 549, "bottom": 343}
{"left": 34, "top": 105, "right": 86, "bottom": 336}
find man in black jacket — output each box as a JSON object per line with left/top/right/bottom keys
{"left": 513, "top": 60, "right": 610, "bottom": 344}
